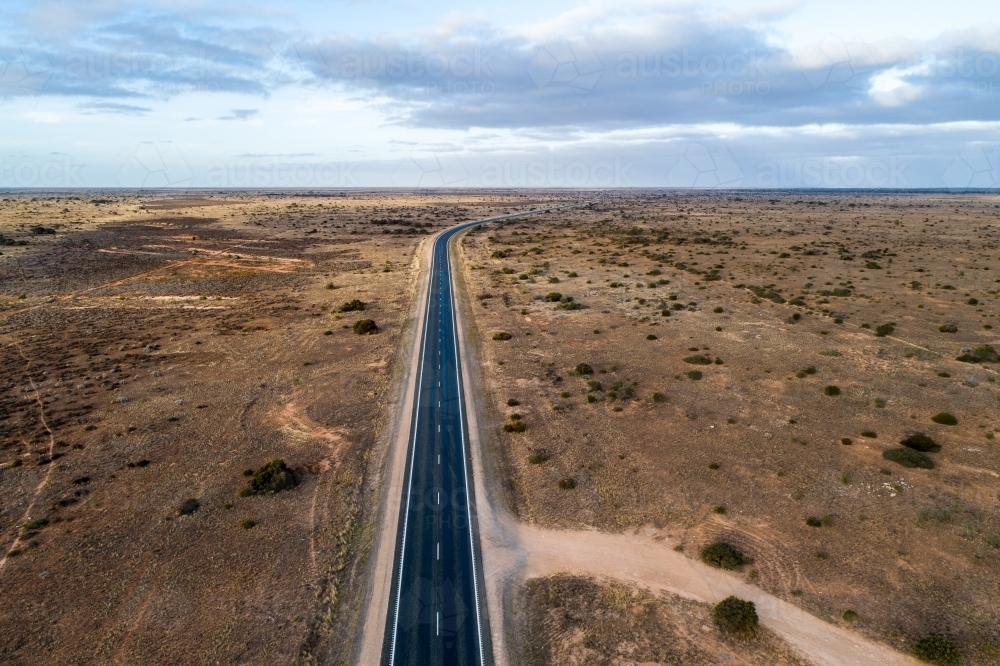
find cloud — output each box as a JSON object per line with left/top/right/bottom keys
{"left": 77, "top": 100, "right": 151, "bottom": 114}
{"left": 218, "top": 108, "right": 259, "bottom": 120}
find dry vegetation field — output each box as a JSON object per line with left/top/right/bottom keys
{"left": 0, "top": 190, "right": 550, "bottom": 666}
{"left": 457, "top": 192, "right": 1000, "bottom": 664}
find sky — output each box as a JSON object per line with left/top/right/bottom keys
{"left": 1, "top": 0, "right": 999, "bottom": 188}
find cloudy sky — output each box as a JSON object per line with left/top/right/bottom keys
{"left": 1, "top": 0, "right": 999, "bottom": 188}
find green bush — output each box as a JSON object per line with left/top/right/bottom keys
{"left": 353, "top": 319, "right": 378, "bottom": 335}
{"left": 938, "top": 324, "right": 958, "bottom": 333}
{"left": 544, "top": 292, "right": 562, "bottom": 302}
{"left": 686, "top": 370, "right": 703, "bottom": 380}
{"left": 179, "top": 498, "right": 200, "bottom": 515}
{"left": 22, "top": 518, "right": 49, "bottom": 531}
{"left": 883, "top": 448, "right": 934, "bottom": 469}
{"left": 700, "top": 542, "right": 750, "bottom": 570}
{"left": 240, "top": 459, "right": 298, "bottom": 497}
{"left": 931, "top": 412, "right": 957, "bottom": 425}
{"left": 338, "top": 299, "right": 366, "bottom": 313}
{"left": 956, "top": 345, "right": 999, "bottom": 363}
{"left": 492, "top": 331, "right": 512, "bottom": 340}
{"left": 558, "top": 478, "right": 576, "bottom": 489}
{"left": 841, "top": 438, "right": 853, "bottom": 445}
{"left": 503, "top": 420, "right": 526, "bottom": 433}
{"left": 241, "top": 519, "right": 256, "bottom": 530}
{"left": 684, "top": 354, "right": 713, "bottom": 365}
{"left": 806, "top": 516, "right": 822, "bottom": 527}
{"left": 652, "top": 392, "right": 667, "bottom": 403}
{"left": 842, "top": 609, "right": 859, "bottom": 622}
{"left": 647, "top": 334, "right": 658, "bottom": 340}
{"left": 507, "top": 398, "right": 520, "bottom": 406}
{"left": 875, "top": 323, "right": 895, "bottom": 337}
{"left": 574, "top": 363, "right": 594, "bottom": 375}
{"left": 713, "top": 596, "right": 759, "bottom": 638}
{"left": 912, "top": 636, "right": 963, "bottom": 665}
{"left": 528, "top": 450, "right": 550, "bottom": 464}
{"left": 901, "top": 433, "right": 941, "bottom": 453}
{"left": 587, "top": 380, "right": 603, "bottom": 392}
{"left": 824, "top": 385, "right": 841, "bottom": 396}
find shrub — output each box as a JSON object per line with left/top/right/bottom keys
{"left": 709, "top": 462, "right": 720, "bottom": 469}
{"left": 240, "top": 459, "right": 298, "bottom": 497}
{"left": 353, "top": 319, "right": 378, "bottom": 335}
{"left": 967, "top": 297, "right": 978, "bottom": 305}
{"left": 507, "top": 398, "right": 520, "bottom": 406}
{"left": 912, "top": 636, "right": 963, "bottom": 665}
{"left": 587, "top": 380, "right": 603, "bottom": 392}
{"left": 22, "top": 518, "right": 49, "bottom": 531}
{"left": 824, "top": 385, "right": 841, "bottom": 396}
{"left": 713, "top": 596, "right": 759, "bottom": 638}
{"left": 883, "top": 448, "right": 934, "bottom": 469}
{"left": 686, "top": 370, "right": 703, "bottom": 380}
{"left": 957, "top": 345, "right": 999, "bottom": 363}
{"left": 178, "top": 498, "right": 200, "bottom": 516}
{"left": 875, "top": 323, "right": 895, "bottom": 337}
{"left": 241, "top": 519, "right": 256, "bottom": 530}
{"left": 544, "top": 292, "right": 562, "bottom": 302}
{"left": 558, "top": 478, "right": 576, "bottom": 489}
{"left": 938, "top": 324, "right": 958, "bottom": 333}
{"left": 528, "top": 450, "right": 550, "bottom": 464}
{"left": 712, "top": 505, "right": 726, "bottom": 514}
{"left": 842, "top": 609, "right": 859, "bottom": 622}
{"left": 700, "top": 542, "right": 750, "bottom": 570}
{"left": 557, "top": 300, "right": 582, "bottom": 311}
{"left": 806, "top": 516, "right": 822, "bottom": 527}
{"left": 652, "top": 392, "right": 666, "bottom": 403}
{"left": 503, "top": 420, "right": 526, "bottom": 433}
{"left": 647, "top": 334, "right": 658, "bottom": 340}
{"left": 861, "top": 430, "right": 877, "bottom": 438}
{"left": 574, "top": 363, "right": 594, "bottom": 375}
{"left": 713, "top": 306, "right": 724, "bottom": 313}
{"left": 841, "top": 438, "right": 852, "bottom": 445}
{"left": 492, "top": 331, "right": 512, "bottom": 341}
{"left": 931, "top": 412, "right": 957, "bottom": 425}
{"left": 684, "top": 354, "right": 713, "bottom": 365}
{"left": 901, "top": 433, "right": 941, "bottom": 453}
{"left": 338, "top": 299, "right": 366, "bottom": 312}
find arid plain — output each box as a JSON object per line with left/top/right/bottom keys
{"left": 1, "top": 190, "right": 998, "bottom": 666}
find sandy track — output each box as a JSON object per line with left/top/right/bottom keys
{"left": 450, "top": 233, "right": 922, "bottom": 666}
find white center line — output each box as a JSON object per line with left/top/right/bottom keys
{"left": 436, "top": 611, "right": 440, "bottom": 636}
{"left": 437, "top": 542, "right": 440, "bottom": 560}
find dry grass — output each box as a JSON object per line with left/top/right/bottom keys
{"left": 459, "top": 192, "right": 1000, "bottom": 662}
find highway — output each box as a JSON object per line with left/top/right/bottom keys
{"left": 382, "top": 205, "right": 583, "bottom": 666}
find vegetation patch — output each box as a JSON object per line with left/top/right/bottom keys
{"left": 883, "top": 448, "right": 934, "bottom": 469}
{"left": 931, "top": 412, "right": 957, "bottom": 425}
{"left": 912, "top": 636, "right": 963, "bottom": 666}
{"left": 938, "top": 324, "right": 958, "bottom": 333}
{"left": 492, "top": 331, "right": 512, "bottom": 340}
{"left": 824, "top": 385, "right": 841, "bottom": 396}
{"left": 178, "top": 498, "right": 200, "bottom": 515}
{"left": 683, "top": 354, "right": 713, "bottom": 365}
{"left": 338, "top": 299, "right": 366, "bottom": 313}
{"left": 240, "top": 459, "right": 298, "bottom": 497}
{"left": 875, "top": 322, "right": 896, "bottom": 337}
{"left": 901, "top": 433, "right": 941, "bottom": 453}
{"left": 700, "top": 542, "right": 750, "bottom": 570}
{"left": 353, "top": 319, "right": 378, "bottom": 335}
{"left": 713, "top": 596, "right": 759, "bottom": 638}
{"left": 956, "top": 345, "right": 999, "bottom": 363}
{"left": 558, "top": 477, "right": 576, "bottom": 489}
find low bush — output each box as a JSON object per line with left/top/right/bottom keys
{"left": 503, "top": 420, "right": 527, "bottom": 433}
{"left": 574, "top": 363, "right": 594, "bottom": 375}
{"left": 912, "top": 636, "right": 963, "bottom": 665}
{"left": 875, "top": 322, "right": 895, "bottom": 337}
{"left": 492, "top": 331, "right": 512, "bottom": 340}
{"left": 686, "top": 370, "right": 703, "bottom": 380}
{"left": 841, "top": 438, "right": 853, "bottom": 445}
{"left": 700, "top": 542, "right": 750, "bottom": 570}
{"left": 528, "top": 450, "right": 550, "bottom": 464}
{"left": 646, "top": 334, "right": 658, "bottom": 340}
{"left": 806, "top": 516, "right": 822, "bottom": 527}
{"left": 507, "top": 398, "right": 520, "bottom": 406}
{"left": 240, "top": 459, "right": 298, "bottom": 497}
{"left": 713, "top": 596, "right": 759, "bottom": 638}
{"left": 338, "top": 299, "right": 366, "bottom": 312}
{"left": 861, "top": 430, "right": 877, "bottom": 438}
{"left": 883, "top": 448, "right": 934, "bottom": 469}
{"left": 543, "top": 292, "right": 562, "bottom": 302}
{"left": 956, "top": 345, "right": 999, "bottom": 363}
{"left": 901, "top": 433, "right": 941, "bottom": 453}
{"left": 938, "top": 324, "right": 958, "bottom": 333}
{"left": 824, "top": 385, "right": 841, "bottom": 396}
{"left": 842, "top": 609, "right": 859, "bottom": 622}
{"left": 587, "top": 380, "right": 603, "bottom": 392}
{"left": 652, "top": 392, "right": 667, "bottom": 403}
{"left": 558, "top": 478, "right": 576, "bottom": 489}
{"left": 241, "top": 519, "right": 256, "bottom": 530}
{"left": 931, "top": 412, "right": 958, "bottom": 425}
{"left": 684, "top": 354, "right": 712, "bottom": 365}
{"left": 22, "top": 518, "right": 49, "bottom": 531}
{"left": 353, "top": 319, "right": 378, "bottom": 335}
{"left": 178, "top": 498, "right": 200, "bottom": 516}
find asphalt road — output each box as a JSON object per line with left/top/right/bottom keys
{"left": 382, "top": 206, "right": 584, "bottom": 666}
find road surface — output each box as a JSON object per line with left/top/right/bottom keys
{"left": 381, "top": 205, "right": 586, "bottom": 666}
